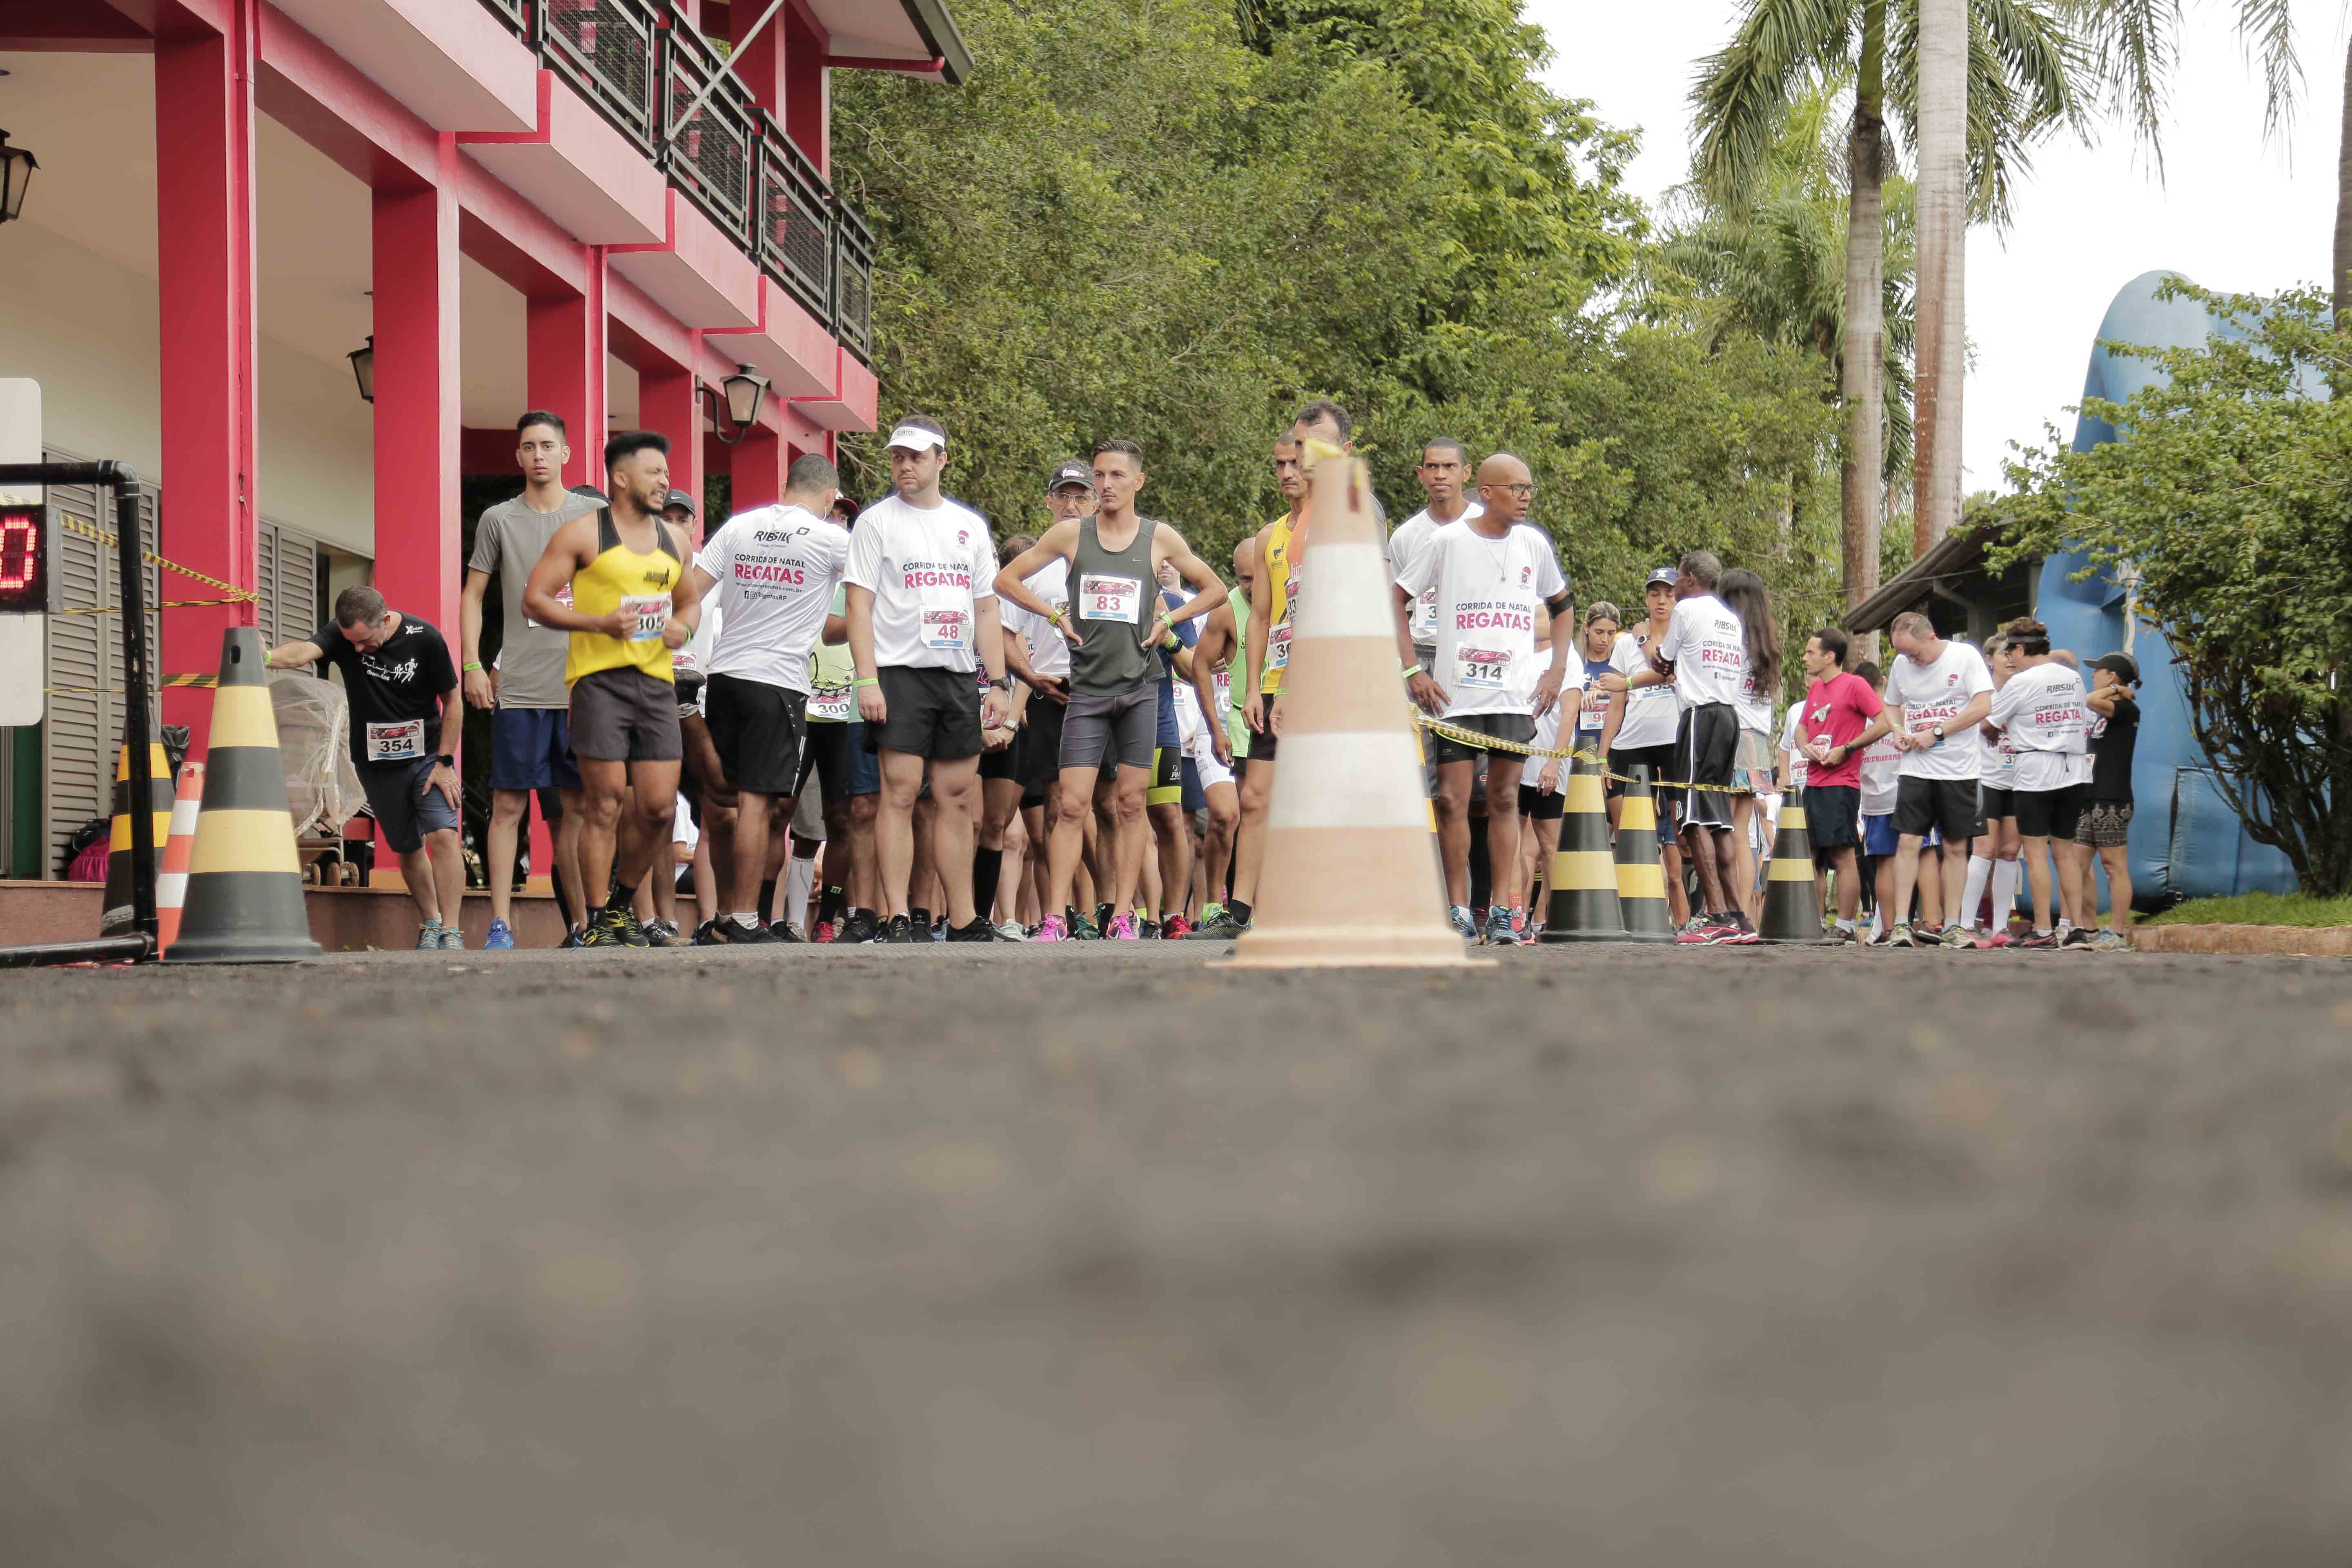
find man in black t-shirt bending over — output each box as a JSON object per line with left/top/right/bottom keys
{"left": 267, "top": 586, "right": 466, "bottom": 949}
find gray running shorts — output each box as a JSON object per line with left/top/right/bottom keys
{"left": 1060, "top": 686, "right": 1158, "bottom": 772}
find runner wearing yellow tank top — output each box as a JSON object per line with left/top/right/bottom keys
{"left": 522, "top": 430, "right": 703, "bottom": 948}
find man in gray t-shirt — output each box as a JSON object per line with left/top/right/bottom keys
{"left": 458, "top": 413, "right": 607, "bottom": 948}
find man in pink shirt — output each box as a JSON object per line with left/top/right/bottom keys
{"left": 1794, "top": 627, "right": 1882, "bottom": 942}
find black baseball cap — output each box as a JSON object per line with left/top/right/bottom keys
{"left": 1645, "top": 567, "right": 1679, "bottom": 588}
{"left": 663, "top": 489, "right": 697, "bottom": 516}
{"left": 1045, "top": 460, "right": 1093, "bottom": 495}
{"left": 2092, "top": 652, "right": 2139, "bottom": 684}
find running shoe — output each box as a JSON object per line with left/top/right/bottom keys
{"left": 1982, "top": 930, "right": 2014, "bottom": 949}
{"left": 909, "top": 910, "right": 934, "bottom": 938}
{"left": 578, "top": 909, "right": 626, "bottom": 948}
{"left": 1184, "top": 909, "right": 1250, "bottom": 940}
{"left": 1033, "top": 914, "right": 1070, "bottom": 942}
{"left": 2091, "top": 927, "right": 2131, "bottom": 952}
{"left": 693, "top": 918, "right": 722, "bottom": 946}
{"left": 996, "top": 921, "right": 1030, "bottom": 941}
{"left": 882, "top": 914, "right": 919, "bottom": 944}
{"left": 1483, "top": 906, "right": 1519, "bottom": 946}
{"left": 1140, "top": 918, "right": 1162, "bottom": 941}
{"left": 1096, "top": 902, "right": 1114, "bottom": 935}
{"left": 1108, "top": 911, "right": 1140, "bottom": 940}
{"left": 1070, "top": 910, "right": 1102, "bottom": 941}
{"left": 2016, "top": 930, "right": 2061, "bottom": 949}
{"left": 813, "top": 920, "right": 836, "bottom": 944}
{"left": 839, "top": 910, "right": 880, "bottom": 944}
{"left": 1716, "top": 913, "right": 1761, "bottom": 945}
{"left": 1939, "top": 924, "right": 1979, "bottom": 951}
{"left": 707, "top": 914, "right": 774, "bottom": 945}
{"left": 612, "top": 909, "right": 651, "bottom": 949}
{"left": 559, "top": 924, "right": 585, "bottom": 949}
{"left": 1510, "top": 908, "right": 1528, "bottom": 938}
{"left": 1200, "top": 901, "right": 1226, "bottom": 927}
{"left": 2062, "top": 927, "right": 2097, "bottom": 949}
{"left": 1162, "top": 914, "right": 1193, "bottom": 939}
{"left": 1449, "top": 905, "right": 1478, "bottom": 940}
{"left": 946, "top": 917, "right": 1003, "bottom": 942}
{"left": 438, "top": 924, "right": 466, "bottom": 951}
{"left": 483, "top": 919, "right": 515, "bottom": 951}
{"left": 1826, "top": 924, "right": 1858, "bottom": 944}
{"left": 932, "top": 919, "right": 949, "bottom": 942}
{"left": 416, "top": 921, "right": 443, "bottom": 951}
{"left": 767, "top": 921, "right": 805, "bottom": 944}
{"left": 1886, "top": 922, "right": 1918, "bottom": 948}
{"left": 1672, "top": 916, "right": 1713, "bottom": 945}
{"left": 642, "top": 918, "right": 680, "bottom": 948}
{"left": 1914, "top": 924, "right": 1946, "bottom": 946}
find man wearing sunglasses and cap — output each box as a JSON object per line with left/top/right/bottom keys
{"left": 846, "top": 416, "right": 1014, "bottom": 942}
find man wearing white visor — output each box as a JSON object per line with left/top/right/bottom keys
{"left": 845, "top": 416, "right": 1014, "bottom": 942}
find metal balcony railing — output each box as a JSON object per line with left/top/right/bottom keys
{"left": 543, "top": 0, "right": 660, "bottom": 154}
{"left": 466, "top": 0, "right": 877, "bottom": 366}
{"left": 758, "top": 119, "right": 833, "bottom": 326}
{"left": 659, "top": 20, "right": 757, "bottom": 248}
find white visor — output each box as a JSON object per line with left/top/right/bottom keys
{"left": 885, "top": 424, "right": 946, "bottom": 454}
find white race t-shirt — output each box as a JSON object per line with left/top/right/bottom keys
{"left": 1523, "top": 666, "right": 1585, "bottom": 791}
{"left": 1885, "top": 641, "right": 1995, "bottom": 781}
{"left": 1859, "top": 728, "right": 1902, "bottom": 815}
{"left": 1778, "top": 703, "right": 1808, "bottom": 789}
{"left": 1657, "top": 593, "right": 1747, "bottom": 709}
{"left": 1389, "top": 501, "right": 1485, "bottom": 646}
{"left": 999, "top": 557, "right": 1072, "bottom": 681}
{"left": 1980, "top": 706, "right": 2018, "bottom": 790}
{"left": 1394, "top": 521, "right": 1568, "bottom": 720}
{"left": 1987, "top": 661, "right": 2089, "bottom": 792}
{"left": 844, "top": 494, "right": 998, "bottom": 673}
{"left": 692, "top": 505, "right": 849, "bottom": 692}
{"left": 1609, "top": 628, "right": 1681, "bottom": 750}
{"left": 1734, "top": 667, "right": 1774, "bottom": 735}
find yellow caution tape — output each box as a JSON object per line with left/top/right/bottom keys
{"left": 45, "top": 674, "right": 220, "bottom": 695}
{"left": 1412, "top": 713, "right": 1751, "bottom": 794}
{"left": 56, "top": 513, "right": 259, "bottom": 604}
{"left": 51, "top": 597, "right": 259, "bottom": 616}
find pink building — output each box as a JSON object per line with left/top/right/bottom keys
{"left": 0, "top": 0, "right": 967, "bottom": 882}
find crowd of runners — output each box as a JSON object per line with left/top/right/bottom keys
{"left": 261, "top": 398, "right": 2143, "bottom": 952}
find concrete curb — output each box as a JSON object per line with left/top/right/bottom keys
{"left": 2130, "top": 923, "right": 2352, "bottom": 957}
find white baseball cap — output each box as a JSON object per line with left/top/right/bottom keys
{"left": 885, "top": 423, "right": 946, "bottom": 454}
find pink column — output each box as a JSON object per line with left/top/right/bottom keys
{"left": 370, "top": 139, "right": 463, "bottom": 695}
{"left": 639, "top": 354, "right": 706, "bottom": 543}
{"left": 730, "top": 425, "right": 786, "bottom": 512}
{"left": 155, "top": 0, "right": 261, "bottom": 745}
{"left": 527, "top": 247, "right": 607, "bottom": 489}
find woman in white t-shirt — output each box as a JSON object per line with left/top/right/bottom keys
{"left": 1718, "top": 568, "right": 1782, "bottom": 922}
{"left": 1968, "top": 633, "right": 2024, "bottom": 944}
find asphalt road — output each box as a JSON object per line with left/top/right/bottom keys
{"left": 6, "top": 942, "right": 2352, "bottom": 1565}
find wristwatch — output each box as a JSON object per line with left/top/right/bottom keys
{"left": 436, "top": 753, "right": 455, "bottom": 767}
{"left": 1931, "top": 724, "right": 1946, "bottom": 744}
{"left": 989, "top": 675, "right": 1013, "bottom": 691}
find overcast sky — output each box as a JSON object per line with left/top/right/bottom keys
{"left": 1529, "top": 0, "right": 2348, "bottom": 492}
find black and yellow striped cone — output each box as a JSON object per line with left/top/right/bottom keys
{"left": 1539, "top": 752, "right": 1626, "bottom": 943}
{"left": 1612, "top": 762, "right": 1677, "bottom": 942}
{"left": 167, "top": 628, "right": 320, "bottom": 964}
{"left": 98, "top": 740, "right": 175, "bottom": 936}
{"left": 1758, "top": 793, "right": 1832, "bottom": 944}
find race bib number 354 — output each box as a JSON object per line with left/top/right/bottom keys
{"left": 365, "top": 719, "right": 425, "bottom": 763}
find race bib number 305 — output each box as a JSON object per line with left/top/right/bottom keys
{"left": 365, "top": 719, "right": 425, "bottom": 763}
{"left": 1078, "top": 573, "right": 1143, "bottom": 625}
{"left": 923, "top": 608, "right": 969, "bottom": 650}
{"left": 621, "top": 593, "right": 671, "bottom": 642}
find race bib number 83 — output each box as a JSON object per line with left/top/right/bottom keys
{"left": 1078, "top": 573, "right": 1142, "bottom": 625}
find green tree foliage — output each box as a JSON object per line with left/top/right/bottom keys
{"left": 831, "top": 0, "right": 1842, "bottom": 630}
{"left": 1987, "top": 282, "right": 2352, "bottom": 894}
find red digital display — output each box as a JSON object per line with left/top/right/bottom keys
{"left": 0, "top": 506, "right": 49, "bottom": 615}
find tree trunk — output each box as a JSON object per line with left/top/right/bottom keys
{"left": 1841, "top": 2, "right": 1887, "bottom": 624}
{"left": 2334, "top": 33, "right": 2352, "bottom": 332}
{"left": 1912, "top": 0, "right": 1967, "bottom": 557}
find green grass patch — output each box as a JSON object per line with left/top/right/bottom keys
{"left": 2144, "top": 891, "right": 2352, "bottom": 929}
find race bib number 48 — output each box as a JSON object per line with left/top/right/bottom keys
{"left": 620, "top": 593, "right": 671, "bottom": 642}
{"left": 1078, "top": 573, "right": 1143, "bottom": 624}
{"left": 923, "top": 608, "right": 969, "bottom": 650}
{"left": 365, "top": 719, "right": 425, "bottom": 763}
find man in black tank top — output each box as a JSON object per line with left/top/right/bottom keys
{"left": 993, "top": 441, "right": 1228, "bottom": 942}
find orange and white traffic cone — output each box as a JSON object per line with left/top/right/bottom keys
{"left": 1221, "top": 446, "right": 1486, "bottom": 969}
{"left": 153, "top": 760, "right": 205, "bottom": 956}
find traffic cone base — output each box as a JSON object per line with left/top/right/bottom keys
{"left": 1539, "top": 756, "right": 1628, "bottom": 943}
{"left": 168, "top": 628, "right": 321, "bottom": 964}
{"left": 99, "top": 741, "right": 174, "bottom": 938}
{"left": 1612, "top": 765, "right": 1678, "bottom": 942}
{"left": 1759, "top": 798, "right": 1832, "bottom": 944}
{"left": 1218, "top": 453, "right": 1485, "bottom": 969}
{"left": 154, "top": 761, "right": 205, "bottom": 956}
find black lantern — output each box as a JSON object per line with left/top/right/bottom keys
{"left": 0, "top": 130, "right": 36, "bottom": 225}
{"left": 699, "top": 364, "right": 771, "bottom": 444}
{"left": 348, "top": 336, "right": 374, "bottom": 404}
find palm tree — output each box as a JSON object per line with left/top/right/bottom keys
{"left": 2070, "top": 1, "right": 2340, "bottom": 326}
{"left": 1692, "top": 0, "right": 2082, "bottom": 607}
{"left": 1913, "top": 0, "right": 1968, "bottom": 553}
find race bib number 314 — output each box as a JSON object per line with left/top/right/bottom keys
{"left": 1456, "top": 647, "right": 1511, "bottom": 688}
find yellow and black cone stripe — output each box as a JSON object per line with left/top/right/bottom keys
{"left": 1539, "top": 753, "right": 1628, "bottom": 944}
{"left": 98, "top": 741, "right": 175, "bottom": 937}
{"left": 1611, "top": 761, "right": 1678, "bottom": 942}
{"left": 1759, "top": 793, "right": 1832, "bottom": 945}
{"left": 167, "top": 628, "right": 320, "bottom": 964}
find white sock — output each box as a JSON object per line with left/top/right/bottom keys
{"left": 786, "top": 855, "right": 816, "bottom": 931}
{"left": 732, "top": 909, "right": 759, "bottom": 926}
{"left": 1990, "top": 859, "right": 2019, "bottom": 930}
{"left": 1961, "top": 855, "right": 1993, "bottom": 929}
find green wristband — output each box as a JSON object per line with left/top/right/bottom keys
{"left": 463, "top": 661, "right": 484, "bottom": 673}
{"left": 1401, "top": 663, "right": 1423, "bottom": 679}
{"left": 853, "top": 677, "right": 880, "bottom": 688}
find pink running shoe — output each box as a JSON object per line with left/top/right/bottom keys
{"left": 1108, "top": 911, "right": 1140, "bottom": 940}
{"left": 1033, "top": 914, "right": 1069, "bottom": 942}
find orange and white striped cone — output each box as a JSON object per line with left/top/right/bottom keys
{"left": 1221, "top": 448, "right": 1486, "bottom": 969}
{"left": 153, "top": 761, "right": 205, "bottom": 956}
